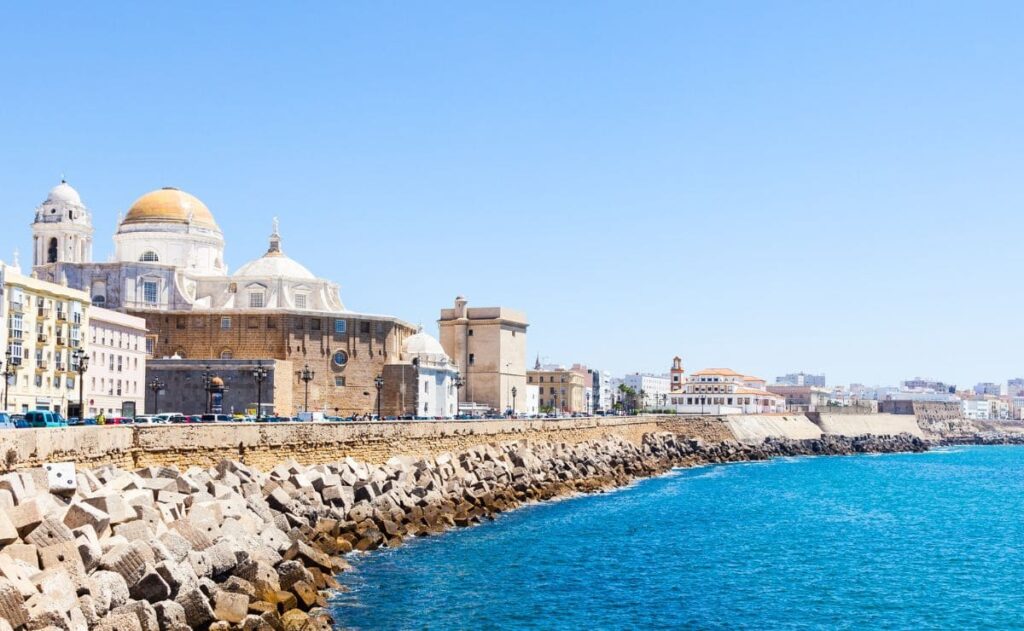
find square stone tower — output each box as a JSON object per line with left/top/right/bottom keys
{"left": 438, "top": 296, "right": 528, "bottom": 413}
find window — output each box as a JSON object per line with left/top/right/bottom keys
{"left": 360, "top": 322, "right": 370, "bottom": 334}
{"left": 310, "top": 319, "right": 321, "bottom": 331}
{"left": 469, "top": 353, "right": 475, "bottom": 365}
{"left": 332, "top": 351, "right": 348, "bottom": 366}
{"left": 266, "top": 317, "right": 277, "bottom": 329}
{"left": 143, "top": 281, "right": 158, "bottom": 304}
{"left": 145, "top": 338, "right": 155, "bottom": 355}
{"left": 334, "top": 319, "right": 347, "bottom": 334}
{"left": 293, "top": 317, "right": 304, "bottom": 330}
{"left": 221, "top": 317, "right": 231, "bottom": 330}
{"left": 220, "top": 349, "right": 233, "bottom": 359}
{"left": 334, "top": 376, "right": 346, "bottom": 387}
{"left": 468, "top": 329, "right": 474, "bottom": 336}
{"left": 375, "top": 322, "right": 383, "bottom": 334}
{"left": 176, "top": 317, "right": 186, "bottom": 330}
{"left": 139, "top": 251, "right": 159, "bottom": 262}
{"left": 247, "top": 316, "right": 260, "bottom": 329}
{"left": 249, "top": 292, "right": 265, "bottom": 308}
{"left": 294, "top": 294, "right": 307, "bottom": 309}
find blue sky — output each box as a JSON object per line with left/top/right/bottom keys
{"left": 1, "top": 2, "right": 1022, "bottom": 388}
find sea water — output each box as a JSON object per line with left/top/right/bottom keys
{"left": 331, "top": 446, "right": 1024, "bottom": 629}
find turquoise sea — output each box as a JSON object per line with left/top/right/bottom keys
{"left": 332, "top": 446, "right": 1024, "bottom": 629}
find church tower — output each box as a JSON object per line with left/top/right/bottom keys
{"left": 31, "top": 179, "right": 93, "bottom": 272}
{"left": 670, "top": 356, "right": 685, "bottom": 392}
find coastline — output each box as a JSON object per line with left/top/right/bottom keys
{"left": 9, "top": 429, "right": 1024, "bottom": 630}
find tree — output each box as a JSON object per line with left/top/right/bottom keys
{"left": 617, "top": 384, "right": 638, "bottom": 414}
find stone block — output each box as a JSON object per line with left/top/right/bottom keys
{"left": 153, "top": 599, "right": 191, "bottom": 631}
{"left": 76, "top": 532, "right": 103, "bottom": 572}
{"left": 7, "top": 496, "right": 45, "bottom": 538}
{"left": 64, "top": 500, "right": 112, "bottom": 538}
{"left": 214, "top": 590, "right": 249, "bottom": 624}
{"left": 0, "top": 553, "right": 38, "bottom": 598}
{"left": 4, "top": 542, "right": 39, "bottom": 569}
{"left": 43, "top": 462, "right": 77, "bottom": 495}
{"left": 98, "top": 543, "right": 147, "bottom": 587}
{"left": 24, "top": 515, "right": 75, "bottom": 548}
{"left": 282, "top": 540, "right": 333, "bottom": 573}
{"left": 110, "top": 599, "right": 160, "bottom": 631}
{"left": 0, "top": 577, "right": 28, "bottom": 628}
{"left": 169, "top": 520, "right": 214, "bottom": 551}
{"left": 155, "top": 560, "right": 199, "bottom": 599}
{"left": 113, "top": 519, "right": 153, "bottom": 542}
{"left": 174, "top": 587, "right": 215, "bottom": 628}
{"left": 129, "top": 567, "right": 172, "bottom": 603}
{"left": 205, "top": 540, "right": 240, "bottom": 577}
{"left": 84, "top": 494, "right": 136, "bottom": 525}
{"left": 32, "top": 567, "right": 77, "bottom": 612}
{"left": 39, "top": 540, "right": 87, "bottom": 591}
{"left": 23, "top": 592, "right": 73, "bottom": 630}
{"left": 158, "top": 531, "right": 192, "bottom": 563}
{"left": 258, "top": 526, "right": 291, "bottom": 554}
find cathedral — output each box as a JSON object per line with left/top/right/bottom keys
{"left": 28, "top": 181, "right": 459, "bottom": 417}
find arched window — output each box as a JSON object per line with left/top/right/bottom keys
{"left": 220, "top": 349, "right": 233, "bottom": 359}
{"left": 47, "top": 238, "right": 58, "bottom": 263}
{"left": 139, "top": 251, "right": 159, "bottom": 262}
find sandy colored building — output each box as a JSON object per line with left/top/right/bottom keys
{"left": 438, "top": 296, "right": 527, "bottom": 414}
{"left": 0, "top": 262, "right": 89, "bottom": 416}
{"left": 527, "top": 367, "right": 586, "bottom": 414}
{"left": 87, "top": 307, "right": 147, "bottom": 418}
{"left": 668, "top": 367, "right": 785, "bottom": 415}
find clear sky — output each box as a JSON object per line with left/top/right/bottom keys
{"left": 1, "top": 2, "right": 1022, "bottom": 388}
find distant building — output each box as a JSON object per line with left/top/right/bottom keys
{"left": 668, "top": 368, "right": 784, "bottom": 415}
{"left": 901, "top": 378, "right": 955, "bottom": 394}
{"left": 624, "top": 373, "right": 671, "bottom": 410}
{"left": 962, "top": 399, "right": 992, "bottom": 421}
{"left": 146, "top": 358, "right": 289, "bottom": 416}
{"left": 588, "top": 368, "right": 613, "bottom": 413}
{"left": 765, "top": 384, "right": 830, "bottom": 412}
{"left": 1007, "top": 378, "right": 1024, "bottom": 398}
{"left": 0, "top": 261, "right": 89, "bottom": 417}
{"left": 775, "top": 372, "right": 826, "bottom": 387}
{"left": 524, "top": 384, "right": 540, "bottom": 416}
{"left": 527, "top": 367, "right": 585, "bottom": 413}
{"left": 87, "top": 307, "right": 147, "bottom": 418}
{"left": 973, "top": 382, "right": 1003, "bottom": 396}
{"left": 438, "top": 296, "right": 527, "bottom": 414}
{"left": 380, "top": 329, "right": 459, "bottom": 419}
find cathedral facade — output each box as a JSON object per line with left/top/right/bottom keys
{"left": 29, "top": 181, "right": 455, "bottom": 417}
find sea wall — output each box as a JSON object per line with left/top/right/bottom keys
{"left": 0, "top": 412, "right": 961, "bottom": 473}
{"left": 726, "top": 415, "right": 823, "bottom": 443}
{"left": 812, "top": 413, "right": 926, "bottom": 438}
{"left": 0, "top": 416, "right": 739, "bottom": 472}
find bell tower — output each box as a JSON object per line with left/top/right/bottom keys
{"left": 32, "top": 179, "right": 94, "bottom": 274}
{"left": 670, "top": 356, "right": 685, "bottom": 392}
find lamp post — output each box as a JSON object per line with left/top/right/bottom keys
{"left": 253, "top": 360, "right": 268, "bottom": 421}
{"left": 2, "top": 349, "right": 17, "bottom": 412}
{"left": 453, "top": 373, "right": 464, "bottom": 417}
{"left": 300, "top": 364, "right": 315, "bottom": 413}
{"left": 148, "top": 378, "right": 165, "bottom": 415}
{"left": 374, "top": 374, "right": 384, "bottom": 420}
{"left": 201, "top": 365, "right": 212, "bottom": 414}
{"left": 511, "top": 386, "right": 517, "bottom": 418}
{"left": 72, "top": 348, "right": 88, "bottom": 420}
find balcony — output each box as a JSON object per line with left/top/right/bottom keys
{"left": 36, "top": 333, "right": 48, "bottom": 343}
{"left": 37, "top": 308, "right": 50, "bottom": 319}
{"left": 36, "top": 359, "right": 48, "bottom": 371}
{"left": 56, "top": 312, "right": 67, "bottom": 322}
{"left": 10, "top": 302, "right": 24, "bottom": 314}
{"left": 55, "top": 337, "right": 67, "bottom": 347}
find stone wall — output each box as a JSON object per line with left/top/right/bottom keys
{"left": 0, "top": 412, "right": 947, "bottom": 473}
{"left": 0, "top": 416, "right": 729, "bottom": 472}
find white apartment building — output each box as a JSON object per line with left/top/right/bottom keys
{"left": 87, "top": 307, "right": 147, "bottom": 417}
{"left": 962, "top": 399, "right": 992, "bottom": 421}
{"left": 0, "top": 262, "right": 89, "bottom": 416}
{"left": 624, "top": 373, "right": 672, "bottom": 410}
{"left": 667, "top": 368, "right": 785, "bottom": 415}
{"left": 589, "top": 368, "right": 613, "bottom": 413}
{"left": 525, "top": 384, "right": 540, "bottom": 416}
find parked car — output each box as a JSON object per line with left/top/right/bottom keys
{"left": 25, "top": 410, "right": 67, "bottom": 428}
{"left": 0, "top": 413, "right": 14, "bottom": 429}
{"left": 200, "top": 414, "right": 233, "bottom": 423}
{"left": 133, "top": 415, "right": 162, "bottom": 424}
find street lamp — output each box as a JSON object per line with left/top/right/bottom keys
{"left": 72, "top": 348, "right": 88, "bottom": 420}
{"left": 374, "top": 374, "right": 384, "bottom": 420}
{"left": 511, "top": 386, "right": 517, "bottom": 418}
{"left": 148, "top": 378, "right": 165, "bottom": 415}
{"left": 201, "top": 365, "right": 213, "bottom": 414}
{"left": 2, "top": 349, "right": 18, "bottom": 412}
{"left": 300, "top": 364, "right": 315, "bottom": 413}
{"left": 253, "top": 360, "right": 268, "bottom": 421}
{"left": 453, "top": 372, "right": 464, "bottom": 416}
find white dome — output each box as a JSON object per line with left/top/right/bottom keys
{"left": 402, "top": 329, "right": 448, "bottom": 359}
{"left": 46, "top": 181, "right": 82, "bottom": 206}
{"left": 233, "top": 253, "right": 316, "bottom": 280}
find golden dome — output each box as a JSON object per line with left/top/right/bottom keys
{"left": 122, "top": 187, "right": 218, "bottom": 229}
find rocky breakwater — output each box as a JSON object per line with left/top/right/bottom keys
{"left": 0, "top": 431, "right": 927, "bottom": 631}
